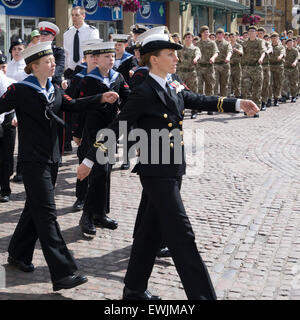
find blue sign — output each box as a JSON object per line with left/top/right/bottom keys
{"left": 81, "top": 0, "right": 98, "bottom": 15}
{"left": 0, "top": 0, "right": 54, "bottom": 17}
{"left": 136, "top": 2, "right": 166, "bottom": 25}
{"left": 1, "top": 0, "right": 23, "bottom": 9}
{"left": 112, "top": 6, "right": 122, "bottom": 21}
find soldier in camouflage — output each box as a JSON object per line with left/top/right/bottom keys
{"left": 214, "top": 28, "right": 232, "bottom": 98}
{"left": 241, "top": 25, "right": 266, "bottom": 118}
{"left": 282, "top": 38, "right": 299, "bottom": 102}
{"left": 195, "top": 25, "right": 219, "bottom": 116}
{"left": 177, "top": 32, "right": 201, "bottom": 119}
{"left": 269, "top": 32, "right": 285, "bottom": 106}
{"left": 257, "top": 27, "right": 272, "bottom": 110}
{"left": 229, "top": 32, "right": 243, "bottom": 98}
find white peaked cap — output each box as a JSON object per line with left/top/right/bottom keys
{"left": 136, "top": 26, "right": 167, "bottom": 45}
{"left": 38, "top": 21, "right": 60, "bottom": 36}
{"left": 21, "top": 41, "right": 53, "bottom": 65}
{"left": 82, "top": 39, "right": 103, "bottom": 55}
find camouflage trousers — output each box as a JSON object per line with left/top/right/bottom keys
{"left": 214, "top": 63, "right": 230, "bottom": 97}
{"left": 241, "top": 65, "right": 263, "bottom": 106}
{"left": 196, "top": 64, "right": 215, "bottom": 95}
{"left": 282, "top": 67, "right": 299, "bottom": 98}
{"left": 270, "top": 64, "right": 284, "bottom": 99}
{"left": 261, "top": 64, "right": 271, "bottom": 103}
{"left": 178, "top": 70, "right": 198, "bottom": 93}
{"left": 230, "top": 64, "right": 241, "bottom": 97}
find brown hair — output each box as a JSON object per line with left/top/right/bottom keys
{"left": 24, "top": 59, "right": 40, "bottom": 74}
{"left": 140, "top": 50, "right": 162, "bottom": 68}
{"left": 183, "top": 32, "right": 194, "bottom": 39}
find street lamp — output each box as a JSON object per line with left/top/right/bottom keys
{"left": 250, "top": 0, "right": 254, "bottom": 15}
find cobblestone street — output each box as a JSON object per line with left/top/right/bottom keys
{"left": 0, "top": 101, "right": 300, "bottom": 300}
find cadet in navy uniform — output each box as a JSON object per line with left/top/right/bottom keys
{"left": 78, "top": 29, "right": 259, "bottom": 300}
{"left": 63, "top": 6, "right": 99, "bottom": 79}
{"left": 66, "top": 40, "right": 101, "bottom": 212}
{"left": 112, "top": 34, "right": 138, "bottom": 85}
{"left": 126, "top": 24, "right": 149, "bottom": 55}
{"left": 0, "top": 41, "right": 119, "bottom": 291}
{"left": 77, "top": 41, "right": 130, "bottom": 235}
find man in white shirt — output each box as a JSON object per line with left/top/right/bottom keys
{"left": 63, "top": 6, "right": 99, "bottom": 78}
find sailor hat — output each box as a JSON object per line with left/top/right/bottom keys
{"left": 21, "top": 41, "right": 53, "bottom": 65}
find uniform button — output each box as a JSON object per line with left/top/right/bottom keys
{"left": 182, "top": 111, "right": 185, "bottom": 115}
{"left": 181, "top": 141, "right": 184, "bottom": 145}
{"left": 163, "top": 113, "right": 168, "bottom": 118}
{"left": 179, "top": 121, "right": 183, "bottom": 125}
{"left": 169, "top": 133, "right": 173, "bottom": 138}
{"left": 168, "top": 123, "right": 173, "bottom": 127}
{"left": 180, "top": 131, "right": 183, "bottom": 136}
{"left": 170, "top": 143, "right": 174, "bottom": 148}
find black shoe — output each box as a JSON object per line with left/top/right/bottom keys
{"left": 7, "top": 256, "right": 34, "bottom": 272}
{"left": 190, "top": 112, "right": 197, "bottom": 119}
{"left": 280, "top": 96, "right": 287, "bottom": 103}
{"left": 0, "top": 195, "right": 10, "bottom": 203}
{"left": 274, "top": 99, "right": 279, "bottom": 107}
{"left": 157, "top": 247, "right": 171, "bottom": 258}
{"left": 207, "top": 111, "right": 214, "bottom": 115}
{"left": 79, "top": 211, "right": 96, "bottom": 235}
{"left": 72, "top": 199, "right": 84, "bottom": 212}
{"left": 254, "top": 113, "right": 260, "bottom": 118}
{"left": 123, "top": 286, "right": 161, "bottom": 300}
{"left": 261, "top": 102, "right": 266, "bottom": 111}
{"left": 53, "top": 274, "right": 88, "bottom": 291}
{"left": 120, "top": 163, "right": 130, "bottom": 170}
{"left": 291, "top": 97, "right": 296, "bottom": 103}
{"left": 12, "top": 174, "right": 22, "bottom": 183}
{"left": 266, "top": 99, "right": 272, "bottom": 107}
{"left": 94, "top": 215, "right": 118, "bottom": 230}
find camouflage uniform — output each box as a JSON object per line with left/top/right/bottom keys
{"left": 195, "top": 39, "right": 218, "bottom": 95}
{"left": 177, "top": 44, "right": 200, "bottom": 93}
{"left": 269, "top": 39, "right": 285, "bottom": 101}
{"left": 241, "top": 38, "right": 265, "bottom": 106}
{"left": 282, "top": 46, "right": 299, "bottom": 98}
{"left": 261, "top": 40, "right": 271, "bottom": 104}
{"left": 230, "top": 42, "right": 243, "bottom": 97}
{"left": 214, "top": 39, "right": 232, "bottom": 96}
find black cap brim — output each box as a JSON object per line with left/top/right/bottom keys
{"left": 140, "top": 40, "right": 182, "bottom": 55}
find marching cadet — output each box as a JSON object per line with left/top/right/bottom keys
{"left": 111, "top": 34, "right": 138, "bottom": 86}
{"left": 78, "top": 41, "right": 130, "bottom": 235}
{"left": 257, "top": 27, "right": 272, "bottom": 110}
{"left": 242, "top": 30, "right": 249, "bottom": 42}
{"left": 38, "top": 21, "right": 65, "bottom": 86}
{"left": 192, "top": 36, "right": 200, "bottom": 45}
{"left": 112, "top": 34, "right": 138, "bottom": 170}
{"left": 214, "top": 28, "right": 232, "bottom": 98}
{"left": 229, "top": 32, "right": 243, "bottom": 98}
{"left": 6, "top": 38, "right": 27, "bottom": 183}
{"left": 287, "top": 30, "right": 294, "bottom": 40}
{"left": 63, "top": 6, "right": 99, "bottom": 79}
{"left": 171, "top": 33, "right": 181, "bottom": 44}
{"left": 269, "top": 32, "right": 285, "bottom": 106}
{"left": 126, "top": 24, "right": 149, "bottom": 54}
{"left": 177, "top": 32, "right": 200, "bottom": 119}
{"left": 0, "top": 41, "right": 118, "bottom": 291}
{"left": 77, "top": 27, "right": 259, "bottom": 300}
{"left": 68, "top": 40, "right": 102, "bottom": 212}
{"left": 282, "top": 38, "right": 299, "bottom": 103}
{"left": 241, "top": 25, "right": 265, "bottom": 117}
{"left": 195, "top": 26, "right": 219, "bottom": 116}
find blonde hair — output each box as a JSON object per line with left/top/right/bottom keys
{"left": 72, "top": 6, "right": 85, "bottom": 15}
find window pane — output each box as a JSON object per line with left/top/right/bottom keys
{"left": 10, "top": 18, "right": 22, "bottom": 45}
{"left": 24, "top": 19, "right": 36, "bottom": 46}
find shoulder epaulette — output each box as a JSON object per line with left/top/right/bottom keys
{"left": 89, "top": 25, "right": 96, "bottom": 29}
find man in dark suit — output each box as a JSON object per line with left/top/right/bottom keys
{"left": 77, "top": 28, "right": 259, "bottom": 300}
